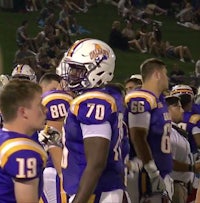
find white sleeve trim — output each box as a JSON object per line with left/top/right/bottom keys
{"left": 128, "top": 112, "right": 151, "bottom": 130}
{"left": 192, "top": 126, "right": 200, "bottom": 135}
{"left": 80, "top": 121, "right": 112, "bottom": 140}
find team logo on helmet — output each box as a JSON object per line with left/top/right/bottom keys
{"left": 89, "top": 44, "right": 110, "bottom": 60}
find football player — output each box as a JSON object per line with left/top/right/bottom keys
{"left": 171, "top": 85, "right": 200, "bottom": 154}
{"left": 125, "top": 58, "right": 173, "bottom": 202}
{"left": 165, "top": 95, "right": 200, "bottom": 203}
{"left": 39, "top": 74, "right": 73, "bottom": 203}
{"left": 171, "top": 84, "right": 200, "bottom": 202}
{"left": 124, "top": 74, "right": 142, "bottom": 94}
{"left": 0, "top": 80, "right": 47, "bottom": 202}
{"left": 59, "top": 38, "right": 129, "bottom": 202}
{"left": 39, "top": 73, "right": 62, "bottom": 93}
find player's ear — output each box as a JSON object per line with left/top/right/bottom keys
{"left": 153, "top": 70, "right": 160, "bottom": 80}
{"left": 18, "top": 106, "right": 28, "bottom": 120}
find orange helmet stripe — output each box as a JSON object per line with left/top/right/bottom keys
{"left": 17, "top": 64, "right": 23, "bottom": 73}
{"left": 67, "top": 38, "right": 90, "bottom": 57}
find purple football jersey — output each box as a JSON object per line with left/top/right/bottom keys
{"left": 125, "top": 89, "right": 173, "bottom": 178}
{"left": 42, "top": 90, "right": 73, "bottom": 168}
{"left": 178, "top": 112, "right": 200, "bottom": 153}
{"left": 0, "top": 129, "right": 47, "bottom": 202}
{"left": 42, "top": 90, "right": 73, "bottom": 121}
{"left": 62, "top": 87, "right": 126, "bottom": 195}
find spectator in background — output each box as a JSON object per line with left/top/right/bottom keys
{"left": 13, "top": 42, "right": 37, "bottom": 69}
{"left": 148, "top": 22, "right": 165, "bottom": 57}
{"left": 122, "top": 20, "right": 147, "bottom": 52}
{"left": 108, "top": 20, "right": 129, "bottom": 50}
{"left": 144, "top": 3, "right": 168, "bottom": 16}
{"left": 176, "top": 0, "right": 193, "bottom": 22}
{"left": 36, "top": 47, "right": 55, "bottom": 79}
{"left": 108, "top": 20, "right": 146, "bottom": 52}
{"left": 170, "top": 63, "right": 185, "bottom": 86}
{"left": 165, "top": 41, "right": 195, "bottom": 63}
{"left": 16, "top": 20, "right": 37, "bottom": 52}
{"left": 124, "top": 74, "right": 142, "bottom": 93}
{"left": 37, "top": 1, "right": 54, "bottom": 28}
{"left": 25, "top": 0, "right": 40, "bottom": 11}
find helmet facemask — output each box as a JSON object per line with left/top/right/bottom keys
{"left": 62, "top": 55, "right": 110, "bottom": 92}
{"left": 57, "top": 38, "right": 116, "bottom": 93}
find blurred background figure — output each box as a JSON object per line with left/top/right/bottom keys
{"left": 124, "top": 74, "right": 142, "bottom": 94}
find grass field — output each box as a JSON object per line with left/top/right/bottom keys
{"left": 0, "top": 3, "right": 200, "bottom": 83}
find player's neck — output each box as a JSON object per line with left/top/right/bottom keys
{"left": 3, "top": 122, "right": 33, "bottom": 136}
{"left": 142, "top": 82, "right": 161, "bottom": 98}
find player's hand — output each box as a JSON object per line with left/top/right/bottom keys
{"left": 38, "top": 125, "right": 62, "bottom": 148}
{"left": 127, "top": 157, "right": 143, "bottom": 173}
{"left": 144, "top": 160, "right": 166, "bottom": 193}
{"left": 149, "top": 173, "right": 166, "bottom": 193}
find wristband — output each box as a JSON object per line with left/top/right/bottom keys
{"left": 144, "top": 160, "right": 159, "bottom": 179}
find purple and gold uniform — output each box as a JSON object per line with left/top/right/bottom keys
{"left": 42, "top": 90, "right": 73, "bottom": 122}
{"left": 62, "top": 86, "right": 126, "bottom": 199}
{"left": 41, "top": 89, "right": 72, "bottom": 168}
{"left": 40, "top": 90, "right": 72, "bottom": 203}
{"left": 125, "top": 89, "right": 172, "bottom": 178}
{"left": 104, "top": 85, "right": 130, "bottom": 187}
{"left": 0, "top": 129, "right": 47, "bottom": 203}
{"left": 192, "top": 103, "right": 200, "bottom": 114}
{"left": 178, "top": 112, "right": 200, "bottom": 153}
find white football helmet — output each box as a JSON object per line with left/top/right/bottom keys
{"left": 130, "top": 74, "right": 142, "bottom": 80}
{"left": 11, "top": 64, "right": 37, "bottom": 82}
{"left": 171, "top": 84, "right": 194, "bottom": 97}
{"left": 57, "top": 38, "right": 116, "bottom": 92}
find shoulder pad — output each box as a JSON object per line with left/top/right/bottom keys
{"left": 70, "top": 91, "right": 117, "bottom": 124}
{"left": 0, "top": 137, "right": 47, "bottom": 169}
{"left": 125, "top": 90, "right": 157, "bottom": 113}
{"left": 189, "top": 114, "right": 200, "bottom": 125}
{"left": 42, "top": 92, "right": 73, "bottom": 106}
{"left": 42, "top": 92, "right": 72, "bottom": 120}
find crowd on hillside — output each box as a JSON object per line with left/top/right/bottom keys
{"left": 2, "top": 0, "right": 200, "bottom": 86}
{"left": 1, "top": 1, "right": 200, "bottom": 203}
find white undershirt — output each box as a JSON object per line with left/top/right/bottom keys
{"left": 192, "top": 126, "right": 200, "bottom": 135}
{"left": 80, "top": 121, "right": 112, "bottom": 140}
{"left": 170, "top": 127, "right": 193, "bottom": 183}
{"left": 128, "top": 111, "right": 151, "bottom": 130}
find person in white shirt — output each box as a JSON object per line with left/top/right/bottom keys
{"left": 166, "top": 95, "right": 200, "bottom": 203}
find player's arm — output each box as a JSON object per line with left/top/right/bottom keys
{"left": 41, "top": 93, "right": 72, "bottom": 175}
{"left": 72, "top": 122, "right": 110, "bottom": 203}
{"left": 129, "top": 116, "right": 152, "bottom": 164}
{"left": 1, "top": 138, "right": 47, "bottom": 202}
{"left": 190, "top": 115, "right": 200, "bottom": 148}
{"left": 71, "top": 93, "right": 114, "bottom": 203}
{"left": 39, "top": 122, "right": 63, "bottom": 175}
{"left": 125, "top": 92, "right": 165, "bottom": 192}
{"left": 126, "top": 94, "right": 153, "bottom": 164}
{"left": 14, "top": 178, "right": 39, "bottom": 203}
{"left": 46, "top": 119, "right": 64, "bottom": 175}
